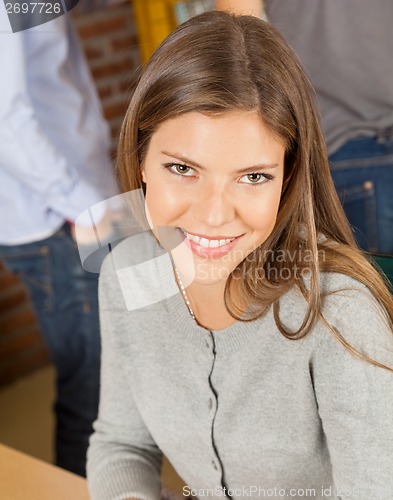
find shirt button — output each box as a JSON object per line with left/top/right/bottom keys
{"left": 211, "top": 459, "right": 218, "bottom": 470}
{"left": 208, "top": 398, "right": 213, "bottom": 410}
{"left": 205, "top": 340, "right": 210, "bottom": 348}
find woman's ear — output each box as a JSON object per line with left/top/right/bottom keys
{"left": 140, "top": 164, "right": 147, "bottom": 184}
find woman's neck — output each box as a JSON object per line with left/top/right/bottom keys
{"left": 185, "top": 280, "right": 239, "bottom": 330}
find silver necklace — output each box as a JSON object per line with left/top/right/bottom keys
{"left": 174, "top": 267, "right": 196, "bottom": 321}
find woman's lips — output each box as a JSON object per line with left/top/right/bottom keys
{"left": 178, "top": 228, "right": 244, "bottom": 259}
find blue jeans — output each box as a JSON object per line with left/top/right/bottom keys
{"left": 0, "top": 223, "right": 100, "bottom": 476}
{"left": 329, "top": 133, "right": 393, "bottom": 254}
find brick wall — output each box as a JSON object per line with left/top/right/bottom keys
{"left": 0, "top": 261, "right": 50, "bottom": 387}
{"left": 72, "top": 1, "right": 142, "bottom": 155}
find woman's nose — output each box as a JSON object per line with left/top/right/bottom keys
{"left": 191, "top": 182, "right": 235, "bottom": 228}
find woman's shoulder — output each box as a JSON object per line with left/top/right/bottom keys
{"left": 280, "top": 271, "right": 374, "bottom": 318}
{"left": 280, "top": 270, "right": 392, "bottom": 356}
{"left": 315, "top": 272, "right": 392, "bottom": 365}
{"left": 318, "top": 271, "right": 383, "bottom": 315}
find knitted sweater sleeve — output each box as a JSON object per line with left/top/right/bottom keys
{"left": 311, "top": 283, "right": 393, "bottom": 500}
{"left": 87, "top": 255, "right": 162, "bottom": 500}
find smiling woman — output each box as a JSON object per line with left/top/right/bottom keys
{"left": 140, "top": 110, "right": 285, "bottom": 328}
{"left": 87, "top": 10, "right": 393, "bottom": 500}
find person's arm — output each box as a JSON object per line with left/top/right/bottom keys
{"left": 87, "top": 254, "right": 163, "bottom": 500}
{"left": 0, "top": 10, "right": 107, "bottom": 223}
{"left": 311, "top": 284, "right": 393, "bottom": 499}
{"left": 215, "top": 0, "right": 263, "bottom": 17}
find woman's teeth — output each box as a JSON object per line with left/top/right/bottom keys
{"left": 180, "top": 229, "right": 235, "bottom": 248}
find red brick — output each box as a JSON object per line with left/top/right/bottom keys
{"left": 0, "top": 262, "right": 50, "bottom": 387}
{"left": 0, "top": 288, "right": 28, "bottom": 312}
{"left": 0, "top": 348, "right": 50, "bottom": 387}
{"left": 0, "top": 272, "right": 19, "bottom": 290}
{"left": 91, "top": 58, "right": 133, "bottom": 80}
{"left": 0, "top": 309, "right": 37, "bottom": 333}
{"left": 104, "top": 101, "right": 127, "bottom": 120}
{"left": 0, "top": 328, "right": 44, "bottom": 358}
{"left": 111, "top": 35, "right": 138, "bottom": 52}
{"left": 84, "top": 44, "right": 104, "bottom": 61}
{"left": 78, "top": 16, "right": 127, "bottom": 39}
{"left": 110, "top": 123, "right": 122, "bottom": 139}
{"left": 98, "top": 86, "right": 112, "bottom": 100}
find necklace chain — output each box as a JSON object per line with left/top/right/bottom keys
{"left": 174, "top": 267, "right": 196, "bottom": 321}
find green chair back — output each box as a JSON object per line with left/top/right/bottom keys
{"left": 372, "top": 255, "right": 393, "bottom": 289}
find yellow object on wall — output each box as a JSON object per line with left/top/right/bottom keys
{"left": 132, "top": 0, "right": 179, "bottom": 64}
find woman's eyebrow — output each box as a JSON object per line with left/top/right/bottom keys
{"left": 236, "top": 164, "right": 280, "bottom": 174}
{"left": 161, "top": 151, "right": 279, "bottom": 173}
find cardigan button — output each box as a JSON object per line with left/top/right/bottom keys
{"left": 211, "top": 459, "right": 218, "bottom": 470}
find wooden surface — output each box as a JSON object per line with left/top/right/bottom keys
{"left": 0, "top": 443, "right": 89, "bottom": 500}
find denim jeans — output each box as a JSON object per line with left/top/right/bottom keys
{"left": 0, "top": 223, "right": 100, "bottom": 476}
{"left": 329, "top": 133, "right": 393, "bottom": 254}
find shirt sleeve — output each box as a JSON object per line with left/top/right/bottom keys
{"left": 311, "top": 286, "right": 393, "bottom": 500}
{"left": 0, "top": 11, "right": 107, "bottom": 223}
{"left": 87, "top": 254, "right": 163, "bottom": 500}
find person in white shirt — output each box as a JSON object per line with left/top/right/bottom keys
{"left": 0, "top": 5, "right": 118, "bottom": 475}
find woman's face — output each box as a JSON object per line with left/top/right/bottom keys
{"left": 141, "top": 110, "right": 285, "bottom": 286}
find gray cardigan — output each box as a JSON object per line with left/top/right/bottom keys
{"left": 87, "top": 236, "right": 393, "bottom": 500}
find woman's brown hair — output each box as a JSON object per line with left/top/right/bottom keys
{"left": 117, "top": 11, "right": 393, "bottom": 370}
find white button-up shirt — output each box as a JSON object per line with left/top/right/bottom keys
{"left": 0, "top": 6, "right": 118, "bottom": 244}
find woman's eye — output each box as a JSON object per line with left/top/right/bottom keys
{"left": 239, "top": 173, "right": 273, "bottom": 185}
{"left": 165, "top": 163, "right": 195, "bottom": 177}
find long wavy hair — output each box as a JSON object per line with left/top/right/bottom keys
{"left": 117, "top": 11, "right": 393, "bottom": 370}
